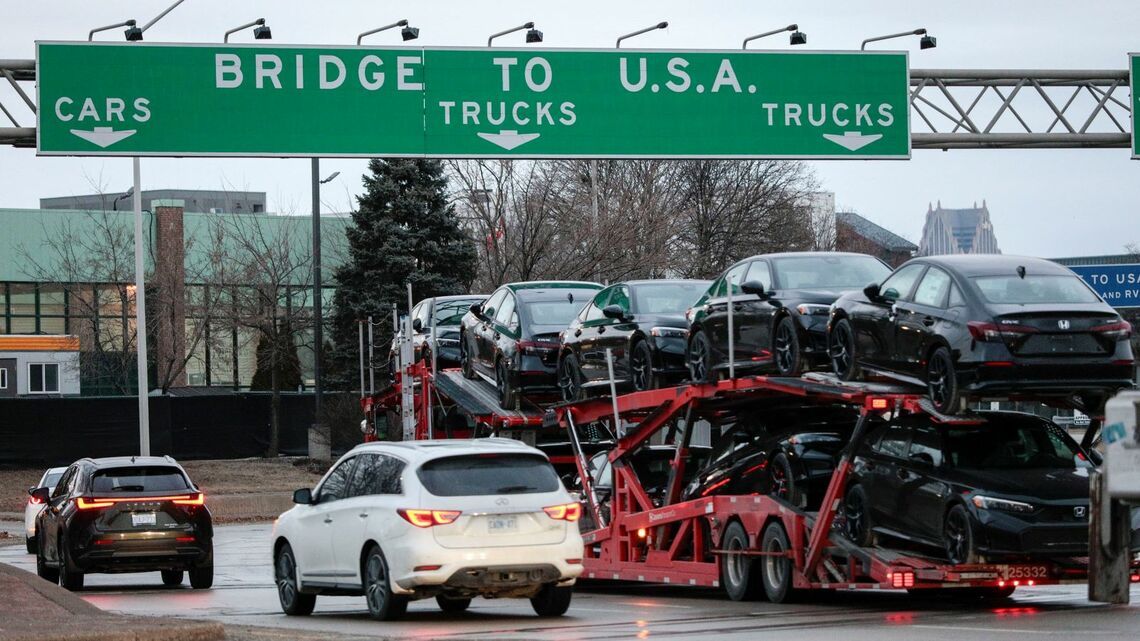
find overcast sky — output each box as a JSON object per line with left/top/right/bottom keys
{"left": 2, "top": 0, "right": 1138, "bottom": 258}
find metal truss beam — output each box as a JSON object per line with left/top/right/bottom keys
{"left": 0, "top": 61, "right": 1133, "bottom": 150}
{"left": 910, "top": 69, "right": 1132, "bottom": 149}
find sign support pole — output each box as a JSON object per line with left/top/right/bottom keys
{"left": 132, "top": 156, "right": 150, "bottom": 456}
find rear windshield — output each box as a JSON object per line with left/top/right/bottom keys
{"left": 417, "top": 453, "right": 560, "bottom": 496}
{"left": 435, "top": 299, "right": 482, "bottom": 326}
{"left": 972, "top": 274, "right": 1101, "bottom": 305}
{"left": 633, "top": 282, "right": 709, "bottom": 314}
{"left": 42, "top": 471, "right": 64, "bottom": 489}
{"left": 773, "top": 255, "right": 891, "bottom": 290}
{"left": 523, "top": 296, "right": 592, "bottom": 327}
{"left": 91, "top": 466, "right": 192, "bottom": 493}
{"left": 944, "top": 423, "right": 1092, "bottom": 470}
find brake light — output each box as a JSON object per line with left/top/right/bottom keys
{"left": 518, "top": 340, "right": 559, "bottom": 355}
{"left": 887, "top": 571, "right": 915, "bottom": 588}
{"left": 398, "top": 508, "right": 461, "bottom": 528}
{"left": 869, "top": 397, "right": 889, "bottom": 410}
{"left": 172, "top": 493, "right": 205, "bottom": 506}
{"left": 1092, "top": 320, "right": 1132, "bottom": 341}
{"left": 968, "top": 321, "right": 1036, "bottom": 342}
{"left": 76, "top": 497, "right": 114, "bottom": 510}
{"left": 28, "top": 495, "right": 43, "bottom": 506}
{"left": 543, "top": 502, "right": 582, "bottom": 522}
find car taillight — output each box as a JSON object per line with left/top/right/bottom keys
{"left": 172, "top": 492, "right": 205, "bottom": 506}
{"left": 543, "top": 502, "right": 582, "bottom": 522}
{"left": 1092, "top": 320, "right": 1132, "bottom": 341}
{"left": 76, "top": 497, "right": 114, "bottom": 510}
{"left": 518, "top": 340, "right": 558, "bottom": 355}
{"left": 967, "top": 321, "right": 1036, "bottom": 342}
{"left": 398, "top": 508, "right": 461, "bottom": 528}
{"left": 28, "top": 495, "right": 43, "bottom": 506}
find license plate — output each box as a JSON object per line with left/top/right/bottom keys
{"left": 487, "top": 516, "right": 518, "bottom": 532}
{"left": 131, "top": 512, "right": 157, "bottom": 527}
{"left": 1003, "top": 564, "right": 1049, "bottom": 580}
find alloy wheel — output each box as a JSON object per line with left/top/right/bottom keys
{"left": 276, "top": 550, "right": 299, "bottom": 608}
{"left": 774, "top": 322, "right": 796, "bottom": 374}
{"left": 844, "top": 491, "right": 865, "bottom": 542}
{"left": 724, "top": 532, "right": 747, "bottom": 590}
{"left": 630, "top": 342, "right": 652, "bottom": 391}
{"left": 927, "top": 355, "right": 948, "bottom": 407}
{"left": 558, "top": 355, "right": 582, "bottom": 402}
{"left": 945, "top": 508, "right": 972, "bottom": 564}
{"left": 770, "top": 462, "right": 788, "bottom": 500}
{"left": 830, "top": 325, "right": 852, "bottom": 376}
{"left": 688, "top": 331, "right": 710, "bottom": 382}
{"left": 365, "top": 552, "right": 390, "bottom": 614}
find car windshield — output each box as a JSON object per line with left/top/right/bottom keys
{"left": 434, "top": 299, "right": 482, "bottom": 326}
{"left": 633, "top": 282, "right": 709, "bottom": 314}
{"left": 944, "top": 423, "right": 1093, "bottom": 470}
{"left": 971, "top": 274, "right": 1102, "bottom": 305}
{"left": 523, "top": 294, "right": 594, "bottom": 327}
{"left": 417, "top": 453, "right": 561, "bottom": 496}
{"left": 91, "top": 466, "right": 191, "bottom": 492}
{"left": 772, "top": 255, "right": 891, "bottom": 290}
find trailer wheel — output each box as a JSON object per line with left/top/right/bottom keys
{"left": 720, "top": 521, "right": 763, "bottom": 601}
{"left": 759, "top": 521, "right": 798, "bottom": 603}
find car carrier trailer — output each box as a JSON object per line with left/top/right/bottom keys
{"left": 364, "top": 356, "right": 1139, "bottom": 603}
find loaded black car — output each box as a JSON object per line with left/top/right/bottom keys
{"left": 557, "top": 279, "right": 710, "bottom": 400}
{"left": 843, "top": 411, "right": 1140, "bottom": 563}
{"left": 389, "top": 294, "right": 487, "bottom": 374}
{"left": 583, "top": 444, "right": 712, "bottom": 526}
{"left": 33, "top": 456, "right": 213, "bottom": 591}
{"left": 459, "top": 281, "right": 602, "bottom": 408}
{"left": 827, "top": 255, "right": 1135, "bottom": 414}
{"left": 682, "top": 405, "right": 860, "bottom": 509}
{"left": 687, "top": 252, "right": 892, "bottom": 382}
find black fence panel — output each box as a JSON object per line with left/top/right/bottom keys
{"left": 0, "top": 392, "right": 325, "bottom": 467}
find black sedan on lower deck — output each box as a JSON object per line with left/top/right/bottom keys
{"left": 33, "top": 456, "right": 213, "bottom": 590}
{"left": 557, "top": 279, "right": 710, "bottom": 400}
{"left": 828, "top": 255, "right": 1135, "bottom": 414}
{"left": 844, "top": 411, "right": 1139, "bottom": 563}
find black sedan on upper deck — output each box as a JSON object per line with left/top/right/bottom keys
{"left": 827, "top": 255, "right": 1135, "bottom": 414}
{"left": 460, "top": 281, "right": 602, "bottom": 409}
{"left": 686, "top": 252, "right": 892, "bottom": 382}
{"left": 556, "top": 279, "right": 710, "bottom": 400}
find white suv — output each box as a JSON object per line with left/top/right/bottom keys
{"left": 272, "top": 439, "right": 585, "bottom": 620}
{"left": 24, "top": 466, "right": 67, "bottom": 553}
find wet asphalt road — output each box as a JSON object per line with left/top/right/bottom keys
{"left": 3, "top": 523, "right": 1138, "bottom": 640}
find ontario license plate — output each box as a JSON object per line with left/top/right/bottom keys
{"left": 487, "top": 516, "right": 518, "bottom": 532}
{"left": 131, "top": 512, "right": 157, "bottom": 527}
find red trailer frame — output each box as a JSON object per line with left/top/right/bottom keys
{"left": 548, "top": 375, "right": 1137, "bottom": 600}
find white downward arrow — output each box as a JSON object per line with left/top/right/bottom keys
{"left": 477, "top": 130, "right": 540, "bottom": 151}
{"left": 822, "top": 131, "right": 883, "bottom": 152}
{"left": 70, "top": 126, "right": 137, "bottom": 148}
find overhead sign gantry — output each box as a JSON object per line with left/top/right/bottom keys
{"left": 35, "top": 42, "right": 910, "bottom": 158}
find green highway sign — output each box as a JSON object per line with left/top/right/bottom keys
{"left": 37, "top": 42, "right": 910, "bottom": 159}
{"left": 1132, "top": 53, "right": 1139, "bottom": 159}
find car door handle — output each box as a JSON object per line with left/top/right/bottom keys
{"left": 323, "top": 517, "right": 333, "bottom": 524}
{"left": 574, "top": 329, "right": 582, "bottom": 337}
{"left": 598, "top": 326, "right": 606, "bottom": 334}
{"left": 922, "top": 316, "right": 936, "bottom": 327}
{"left": 358, "top": 513, "right": 368, "bottom": 519}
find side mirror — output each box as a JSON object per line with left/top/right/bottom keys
{"left": 882, "top": 288, "right": 900, "bottom": 303}
{"left": 863, "top": 282, "right": 882, "bottom": 301}
{"left": 292, "top": 488, "right": 314, "bottom": 505}
{"left": 602, "top": 304, "right": 627, "bottom": 321}
{"left": 909, "top": 452, "right": 935, "bottom": 466}
{"left": 30, "top": 487, "right": 50, "bottom": 503}
{"left": 469, "top": 303, "right": 483, "bottom": 318}
{"left": 740, "top": 280, "right": 767, "bottom": 297}
{"left": 482, "top": 307, "right": 495, "bottom": 321}
{"left": 412, "top": 318, "right": 423, "bottom": 332}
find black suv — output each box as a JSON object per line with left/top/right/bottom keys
{"left": 32, "top": 456, "right": 213, "bottom": 591}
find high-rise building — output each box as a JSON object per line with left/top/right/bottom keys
{"left": 918, "top": 200, "right": 1001, "bottom": 256}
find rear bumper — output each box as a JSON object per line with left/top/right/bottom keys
{"left": 391, "top": 535, "right": 584, "bottom": 595}
{"left": 958, "top": 360, "right": 1135, "bottom": 396}
{"left": 72, "top": 531, "right": 211, "bottom": 573}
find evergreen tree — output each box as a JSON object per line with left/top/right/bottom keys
{"left": 250, "top": 323, "right": 302, "bottom": 392}
{"left": 328, "top": 159, "right": 476, "bottom": 389}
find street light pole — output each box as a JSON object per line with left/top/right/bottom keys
{"left": 487, "top": 22, "right": 543, "bottom": 47}
{"left": 310, "top": 163, "right": 340, "bottom": 460}
{"left": 861, "top": 28, "right": 936, "bottom": 51}
{"left": 742, "top": 24, "right": 806, "bottom": 49}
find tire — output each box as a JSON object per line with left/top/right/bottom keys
{"left": 26, "top": 536, "right": 36, "bottom": 554}
{"left": 829, "top": 318, "right": 860, "bottom": 381}
{"left": 460, "top": 333, "right": 477, "bottom": 379}
{"left": 773, "top": 316, "right": 805, "bottom": 377}
{"left": 58, "top": 539, "right": 84, "bottom": 591}
{"left": 558, "top": 352, "right": 585, "bottom": 402}
{"left": 36, "top": 547, "right": 59, "bottom": 584}
{"left": 629, "top": 340, "right": 656, "bottom": 391}
{"left": 275, "top": 543, "right": 316, "bottom": 616}
{"left": 189, "top": 554, "right": 214, "bottom": 589}
{"left": 436, "top": 595, "right": 472, "bottom": 612}
{"left": 720, "top": 521, "right": 763, "bottom": 601}
{"left": 496, "top": 358, "right": 518, "bottom": 410}
{"left": 530, "top": 584, "right": 573, "bottom": 617}
{"left": 759, "top": 521, "right": 799, "bottom": 603}
{"left": 687, "top": 328, "right": 714, "bottom": 383}
{"left": 844, "top": 485, "right": 875, "bottom": 547}
{"left": 161, "top": 569, "right": 184, "bottom": 586}
{"left": 363, "top": 545, "right": 408, "bottom": 621}
{"left": 926, "top": 347, "right": 964, "bottom": 415}
{"left": 943, "top": 504, "right": 978, "bottom": 565}
{"left": 769, "top": 453, "right": 805, "bottom": 509}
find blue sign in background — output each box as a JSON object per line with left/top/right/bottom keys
{"left": 1067, "top": 263, "right": 1140, "bottom": 308}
